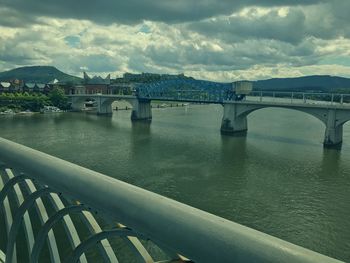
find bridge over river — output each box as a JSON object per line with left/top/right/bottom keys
{"left": 69, "top": 79, "right": 350, "bottom": 147}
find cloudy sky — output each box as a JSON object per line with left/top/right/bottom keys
{"left": 0, "top": 0, "right": 350, "bottom": 81}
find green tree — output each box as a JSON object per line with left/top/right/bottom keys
{"left": 0, "top": 92, "right": 49, "bottom": 111}
{"left": 48, "top": 87, "right": 70, "bottom": 109}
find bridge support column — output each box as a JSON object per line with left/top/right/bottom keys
{"left": 220, "top": 103, "right": 247, "bottom": 135}
{"left": 324, "top": 109, "right": 342, "bottom": 147}
{"left": 70, "top": 98, "right": 85, "bottom": 111}
{"left": 97, "top": 99, "right": 112, "bottom": 115}
{"left": 131, "top": 99, "right": 152, "bottom": 121}
{"left": 97, "top": 97, "right": 112, "bottom": 115}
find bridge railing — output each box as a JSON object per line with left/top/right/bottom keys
{"left": 71, "top": 90, "right": 350, "bottom": 107}
{"left": 137, "top": 89, "right": 226, "bottom": 103}
{"left": 0, "top": 137, "right": 343, "bottom": 263}
{"left": 248, "top": 91, "right": 350, "bottom": 106}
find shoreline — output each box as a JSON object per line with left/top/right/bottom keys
{"left": 0, "top": 102, "right": 203, "bottom": 115}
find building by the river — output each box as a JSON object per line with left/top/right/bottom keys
{"left": 0, "top": 80, "right": 51, "bottom": 94}
{"left": 71, "top": 72, "right": 134, "bottom": 95}
{"left": 83, "top": 72, "right": 111, "bottom": 94}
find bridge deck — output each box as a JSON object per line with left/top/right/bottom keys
{"left": 69, "top": 92, "right": 350, "bottom": 109}
{"left": 231, "top": 96, "right": 350, "bottom": 109}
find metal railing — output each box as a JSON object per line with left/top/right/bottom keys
{"left": 247, "top": 91, "right": 350, "bottom": 107}
{"left": 70, "top": 90, "right": 350, "bottom": 107}
{"left": 0, "top": 137, "right": 344, "bottom": 262}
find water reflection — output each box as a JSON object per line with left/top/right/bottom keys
{"left": 131, "top": 121, "right": 151, "bottom": 135}
{"left": 0, "top": 106, "right": 350, "bottom": 261}
{"left": 220, "top": 135, "right": 247, "bottom": 177}
{"left": 321, "top": 148, "right": 341, "bottom": 178}
{"left": 129, "top": 121, "right": 152, "bottom": 164}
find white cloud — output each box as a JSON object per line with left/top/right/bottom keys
{"left": 0, "top": 1, "right": 350, "bottom": 81}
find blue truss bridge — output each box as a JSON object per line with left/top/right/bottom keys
{"left": 135, "top": 78, "right": 232, "bottom": 103}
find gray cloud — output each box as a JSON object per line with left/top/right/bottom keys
{"left": 304, "top": 1, "right": 350, "bottom": 40}
{"left": 143, "top": 38, "right": 320, "bottom": 72}
{"left": 0, "top": 27, "right": 122, "bottom": 74}
{"left": 187, "top": 8, "right": 307, "bottom": 45}
{"left": 185, "top": 1, "right": 350, "bottom": 48}
{"left": 0, "top": 30, "right": 48, "bottom": 67}
{"left": 67, "top": 54, "right": 121, "bottom": 73}
{"left": 1, "top": 0, "right": 324, "bottom": 26}
{"left": 1, "top": 0, "right": 350, "bottom": 81}
{"left": 0, "top": 7, "right": 38, "bottom": 28}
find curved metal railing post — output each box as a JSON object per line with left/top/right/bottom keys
{"left": 63, "top": 229, "right": 136, "bottom": 263}
{"left": 30, "top": 205, "right": 88, "bottom": 263}
{"left": 3, "top": 170, "right": 35, "bottom": 259}
{"left": 5, "top": 188, "right": 53, "bottom": 263}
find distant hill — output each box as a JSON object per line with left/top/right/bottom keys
{"left": 1, "top": 66, "right": 350, "bottom": 93}
{"left": 253, "top": 75, "right": 350, "bottom": 93}
{"left": 0, "top": 66, "right": 82, "bottom": 84}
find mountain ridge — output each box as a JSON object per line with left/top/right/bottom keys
{"left": 0, "top": 66, "right": 82, "bottom": 84}
{"left": 0, "top": 66, "right": 350, "bottom": 93}
{"left": 253, "top": 75, "right": 350, "bottom": 92}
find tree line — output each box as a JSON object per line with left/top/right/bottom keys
{"left": 0, "top": 88, "right": 70, "bottom": 112}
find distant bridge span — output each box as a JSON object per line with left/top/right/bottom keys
{"left": 69, "top": 79, "right": 350, "bottom": 147}
{"left": 221, "top": 97, "right": 350, "bottom": 147}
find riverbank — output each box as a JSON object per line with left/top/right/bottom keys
{"left": 0, "top": 107, "right": 65, "bottom": 115}
{"left": 0, "top": 109, "right": 36, "bottom": 115}
{"left": 0, "top": 89, "right": 69, "bottom": 113}
{"left": 112, "top": 101, "right": 190, "bottom": 111}
{"left": 0, "top": 102, "right": 196, "bottom": 115}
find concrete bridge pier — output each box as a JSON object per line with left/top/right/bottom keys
{"left": 97, "top": 97, "right": 113, "bottom": 115}
{"left": 70, "top": 97, "right": 85, "bottom": 111}
{"left": 220, "top": 103, "right": 247, "bottom": 134}
{"left": 324, "top": 109, "right": 343, "bottom": 147}
{"left": 131, "top": 99, "right": 152, "bottom": 121}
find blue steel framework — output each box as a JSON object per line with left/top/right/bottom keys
{"left": 136, "top": 79, "right": 232, "bottom": 103}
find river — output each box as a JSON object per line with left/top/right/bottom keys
{"left": 1, "top": 104, "right": 350, "bottom": 261}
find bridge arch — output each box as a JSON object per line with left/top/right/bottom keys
{"left": 232, "top": 104, "right": 328, "bottom": 126}
{"left": 99, "top": 97, "right": 134, "bottom": 112}
{"left": 69, "top": 95, "right": 152, "bottom": 120}
{"left": 335, "top": 113, "right": 350, "bottom": 127}
{"left": 96, "top": 97, "right": 137, "bottom": 115}
{"left": 221, "top": 102, "right": 345, "bottom": 146}
{"left": 70, "top": 96, "right": 97, "bottom": 111}
{"left": 96, "top": 97, "right": 152, "bottom": 120}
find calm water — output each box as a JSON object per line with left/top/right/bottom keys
{"left": 1, "top": 105, "right": 350, "bottom": 261}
